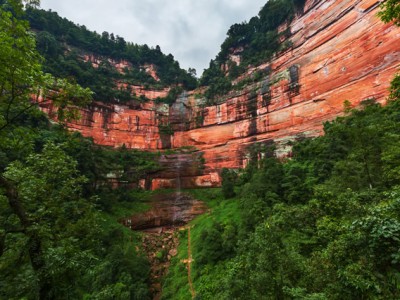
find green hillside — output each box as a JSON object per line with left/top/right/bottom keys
{"left": 1, "top": 0, "right": 399, "bottom": 299}
{"left": 200, "top": 0, "right": 306, "bottom": 101}
{"left": 26, "top": 7, "right": 197, "bottom": 104}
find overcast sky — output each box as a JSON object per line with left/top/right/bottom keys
{"left": 39, "top": 0, "right": 267, "bottom": 76}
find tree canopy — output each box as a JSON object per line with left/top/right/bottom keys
{"left": 199, "top": 0, "right": 306, "bottom": 101}
{"left": 378, "top": 0, "right": 400, "bottom": 26}
{"left": 0, "top": 1, "right": 156, "bottom": 298}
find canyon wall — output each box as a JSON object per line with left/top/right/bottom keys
{"left": 44, "top": 0, "right": 400, "bottom": 189}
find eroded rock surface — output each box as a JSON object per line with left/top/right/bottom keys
{"left": 141, "top": 229, "right": 179, "bottom": 300}
{"left": 121, "top": 192, "right": 207, "bottom": 230}
{"left": 41, "top": 0, "right": 400, "bottom": 188}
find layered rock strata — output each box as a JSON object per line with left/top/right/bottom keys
{"left": 121, "top": 192, "right": 207, "bottom": 230}
{"left": 42, "top": 0, "right": 400, "bottom": 189}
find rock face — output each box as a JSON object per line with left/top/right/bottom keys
{"left": 42, "top": 0, "right": 400, "bottom": 189}
{"left": 40, "top": 99, "right": 171, "bottom": 149}
{"left": 121, "top": 192, "right": 207, "bottom": 230}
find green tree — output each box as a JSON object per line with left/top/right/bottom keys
{"left": 221, "top": 168, "right": 237, "bottom": 199}
{"left": 378, "top": 0, "right": 400, "bottom": 25}
{"left": 183, "top": 96, "right": 400, "bottom": 299}
{"left": 36, "top": 30, "right": 59, "bottom": 58}
{"left": 0, "top": 0, "right": 92, "bottom": 132}
{"left": 1, "top": 143, "right": 98, "bottom": 299}
{"left": 0, "top": 1, "right": 93, "bottom": 298}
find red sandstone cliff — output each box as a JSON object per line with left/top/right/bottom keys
{"left": 42, "top": 0, "right": 400, "bottom": 189}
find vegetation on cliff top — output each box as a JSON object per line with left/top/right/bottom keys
{"left": 1, "top": 0, "right": 399, "bottom": 299}
{"left": 378, "top": 0, "right": 400, "bottom": 26}
{"left": 200, "top": 0, "right": 306, "bottom": 101}
{"left": 25, "top": 6, "right": 197, "bottom": 104}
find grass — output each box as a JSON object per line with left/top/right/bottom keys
{"left": 187, "top": 188, "right": 241, "bottom": 228}
{"left": 110, "top": 199, "right": 150, "bottom": 220}
{"left": 99, "top": 188, "right": 178, "bottom": 254}
{"left": 109, "top": 188, "right": 178, "bottom": 220}
{"left": 161, "top": 188, "right": 242, "bottom": 299}
{"left": 161, "top": 228, "right": 192, "bottom": 300}
{"left": 189, "top": 190, "right": 241, "bottom": 296}
{"left": 96, "top": 187, "right": 242, "bottom": 299}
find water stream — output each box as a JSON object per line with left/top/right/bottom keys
{"left": 173, "top": 155, "right": 182, "bottom": 226}
{"left": 121, "top": 151, "right": 207, "bottom": 299}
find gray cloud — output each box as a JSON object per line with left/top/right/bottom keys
{"left": 40, "top": 0, "right": 266, "bottom": 76}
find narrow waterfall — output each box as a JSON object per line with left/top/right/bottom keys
{"left": 173, "top": 155, "right": 182, "bottom": 226}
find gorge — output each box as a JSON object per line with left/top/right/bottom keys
{"left": 39, "top": 0, "right": 400, "bottom": 190}
{"left": 2, "top": 0, "right": 400, "bottom": 299}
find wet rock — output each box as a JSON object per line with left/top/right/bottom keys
{"left": 140, "top": 228, "right": 182, "bottom": 300}
{"left": 169, "top": 249, "right": 177, "bottom": 257}
{"left": 122, "top": 192, "right": 207, "bottom": 230}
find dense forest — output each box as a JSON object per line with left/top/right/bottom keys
{"left": 0, "top": 1, "right": 160, "bottom": 298}
{"left": 162, "top": 2, "right": 400, "bottom": 297}
{"left": 25, "top": 6, "right": 197, "bottom": 104}
{"left": 1, "top": 0, "right": 400, "bottom": 299}
{"left": 164, "top": 90, "right": 400, "bottom": 299}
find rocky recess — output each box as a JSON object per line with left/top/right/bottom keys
{"left": 40, "top": 0, "right": 400, "bottom": 188}
{"left": 121, "top": 192, "right": 207, "bottom": 230}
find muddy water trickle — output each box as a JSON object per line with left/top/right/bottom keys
{"left": 121, "top": 192, "right": 207, "bottom": 299}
